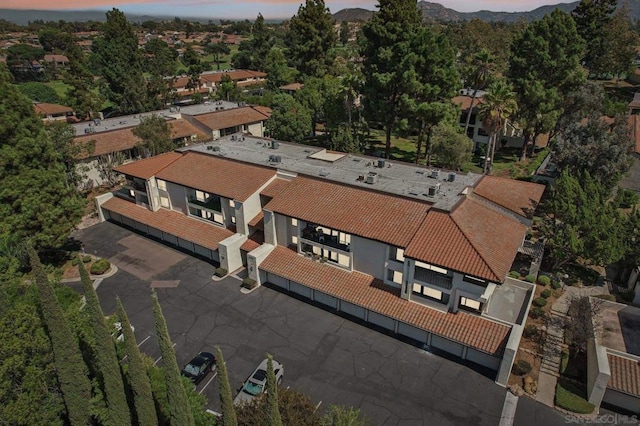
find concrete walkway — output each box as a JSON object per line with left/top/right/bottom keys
{"left": 535, "top": 285, "right": 609, "bottom": 407}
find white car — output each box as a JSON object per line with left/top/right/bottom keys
{"left": 112, "top": 321, "right": 134, "bottom": 342}
{"left": 234, "top": 358, "right": 284, "bottom": 405}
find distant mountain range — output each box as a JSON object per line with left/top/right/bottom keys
{"left": 333, "top": 0, "right": 640, "bottom": 22}
{"left": 2, "top": 0, "right": 639, "bottom": 26}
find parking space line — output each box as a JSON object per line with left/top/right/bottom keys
{"left": 137, "top": 335, "right": 151, "bottom": 347}
{"left": 199, "top": 372, "right": 217, "bottom": 395}
{"left": 153, "top": 343, "right": 176, "bottom": 365}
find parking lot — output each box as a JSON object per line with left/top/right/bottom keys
{"left": 74, "top": 222, "right": 571, "bottom": 426}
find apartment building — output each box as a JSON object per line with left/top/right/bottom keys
{"left": 96, "top": 135, "right": 545, "bottom": 385}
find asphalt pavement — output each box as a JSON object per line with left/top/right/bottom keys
{"left": 73, "top": 222, "right": 580, "bottom": 426}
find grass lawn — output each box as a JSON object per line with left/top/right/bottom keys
{"left": 555, "top": 379, "right": 595, "bottom": 414}
{"left": 365, "top": 129, "right": 417, "bottom": 163}
{"left": 44, "top": 79, "right": 71, "bottom": 98}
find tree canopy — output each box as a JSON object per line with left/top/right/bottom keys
{"left": 508, "top": 10, "right": 586, "bottom": 159}
{"left": 0, "top": 64, "right": 84, "bottom": 250}
{"left": 266, "top": 94, "right": 312, "bottom": 142}
{"left": 93, "top": 8, "right": 148, "bottom": 114}
{"left": 132, "top": 114, "right": 174, "bottom": 157}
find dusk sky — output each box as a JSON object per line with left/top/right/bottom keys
{"left": 1, "top": 0, "right": 575, "bottom": 20}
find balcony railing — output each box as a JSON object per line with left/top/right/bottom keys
{"left": 187, "top": 197, "right": 221, "bottom": 212}
{"left": 114, "top": 187, "right": 135, "bottom": 201}
{"left": 301, "top": 228, "right": 350, "bottom": 252}
{"left": 126, "top": 180, "right": 146, "bottom": 192}
{"left": 414, "top": 267, "right": 453, "bottom": 290}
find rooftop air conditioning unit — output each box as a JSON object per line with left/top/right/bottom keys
{"left": 430, "top": 170, "right": 440, "bottom": 179}
{"left": 378, "top": 159, "right": 386, "bottom": 168}
{"left": 448, "top": 172, "right": 456, "bottom": 182}
{"left": 231, "top": 135, "right": 236, "bottom": 141}
{"left": 427, "top": 183, "right": 440, "bottom": 196}
{"left": 84, "top": 127, "right": 95, "bottom": 134}
{"left": 269, "top": 155, "right": 281, "bottom": 163}
{"left": 271, "top": 140, "right": 279, "bottom": 149}
{"left": 366, "top": 172, "right": 378, "bottom": 184}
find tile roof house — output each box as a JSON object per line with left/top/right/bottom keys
{"left": 34, "top": 102, "right": 74, "bottom": 122}
{"left": 71, "top": 102, "right": 270, "bottom": 187}
{"left": 96, "top": 135, "right": 545, "bottom": 386}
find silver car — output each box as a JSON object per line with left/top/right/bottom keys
{"left": 234, "top": 358, "right": 284, "bottom": 405}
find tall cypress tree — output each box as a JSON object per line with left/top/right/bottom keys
{"left": 265, "top": 354, "right": 282, "bottom": 426}
{"left": 151, "top": 290, "right": 195, "bottom": 426}
{"left": 28, "top": 247, "right": 91, "bottom": 426}
{"left": 78, "top": 261, "right": 131, "bottom": 426}
{"left": 116, "top": 297, "right": 158, "bottom": 426}
{"left": 0, "top": 64, "right": 84, "bottom": 250}
{"left": 215, "top": 347, "right": 237, "bottom": 426}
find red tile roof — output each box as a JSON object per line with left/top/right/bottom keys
{"left": 452, "top": 95, "right": 486, "bottom": 111}
{"left": 74, "top": 128, "right": 139, "bottom": 158}
{"left": 169, "top": 119, "right": 210, "bottom": 142}
{"left": 629, "top": 114, "right": 640, "bottom": 155}
{"left": 248, "top": 211, "right": 264, "bottom": 227}
{"left": 473, "top": 175, "right": 545, "bottom": 219}
{"left": 264, "top": 176, "right": 431, "bottom": 248}
{"left": 241, "top": 231, "right": 264, "bottom": 251}
{"left": 607, "top": 354, "right": 640, "bottom": 397}
{"left": 405, "top": 198, "right": 526, "bottom": 282}
{"left": 193, "top": 106, "right": 270, "bottom": 131}
{"left": 102, "top": 197, "right": 233, "bottom": 250}
{"left": 114, "top": 152, "right": 183, "bottom": 180}
{"left": 156, "top": 152, "right": 276, "bottom": 201}
{"left": 279, "top": 83, "right": 304, "bottom": 91}
{"left": 199, "top": 70, "right": 267, "bottom": 84}
{"left": 34, "top": 102, "right": 73, "bottom": 116}
{"left": 260, "top": 178, "right": 290, "bottom": 198}
{"left": 260, "top": 246, "right": 510, "bottom": 355}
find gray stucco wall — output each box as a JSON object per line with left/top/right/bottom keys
{"left": 166, "top": 181, "right": 187, "bottom": 214}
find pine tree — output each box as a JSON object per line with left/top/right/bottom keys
{"left": 93, "top": 8, "right": 148, "bottom": 113}
{"left": 79, "top": 261, "right": 131, "bottom": 426}
{"left": 360, "top": 0, "right": 423, "bottom": 159}
{"left": 265, "top": 354, "right": 282, "bottom": 426}
{"left": 116, "top": 297, "right": 158, "bottom": 426}
{"left": 0, "top": 64, "right": 84, "bottom": 250}
{"left": 151, "top": 290, "right": 195, "bottom": 426}
{"left": 28, "top": 247, "right": 91, "bottom": 426}
{"left": 215, "top": 346, "right": 237, "bottom": 426}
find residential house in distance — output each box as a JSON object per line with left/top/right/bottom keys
{"left": 95, "top": 134, "right": 545, "bottom": 386}
{"left": 279, "top": 82, "right": 304, "bottom": 97}
{"left": 43, "top": 54, "right": 69, "bottom": 68}
{"left": 73, "top": 102, "right": 271, "bottom": 187}
{"left": 199, "top": 69, "right": 267, "bottom": 90}
{"left": 34, "top": 102, "right": 74, "bottom": 122}
{"left": 453, "top": 89, "right": 543, "bottom": 152}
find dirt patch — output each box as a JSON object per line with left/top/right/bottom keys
{"left": 61, "top": 256, "right": 101, "bottom": 279}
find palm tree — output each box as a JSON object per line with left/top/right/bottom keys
{"left": 479, "top": 79, "right": 518, "bottom": 174}
{"left": 463, "top": 49, "right": 496, "bottom": 137}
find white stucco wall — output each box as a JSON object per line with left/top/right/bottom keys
{"left": 166, "top": 181, "right": 187, "bottom": 214}
{"left": 219, "top": 233, "right": 247, "bottom": 272}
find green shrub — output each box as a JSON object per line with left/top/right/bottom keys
{"left": 71, "top": 258, "right": 80, "bottom": 266}
{"left": 555, "top": 381, "right": 594, "bottom": 414}
{"left": 215, "top": 267, "right": 227, "bottom": 277}
{"left": 512, "top": 359, "right": 532, "bottom": 376}
{"left": 90, "top": 259, "right": 111, "bottom": 275}
{"left": 523, "top": 324, "right": 538, "bottom": 339}
{"left": 508, "top": 271, "right": 520, "bottom": 278}
{"left": 550, "top": 280, "right": 562, "bottom": 290}
{"left": 615, "top": 188, "right": 639, "bottom": 209}
{"left": 537, "top": 275, "right": 550, "bottom": 286}
{"left": 529, "top": 306, "right": 545, "bottom": 319}
{"left": 82, "top": 255, "right": 92, "bottom": 263}
{"left": 525, "top": 274, "right": 537, "bottom": 283}
{"left": 541, "top": 289, "right": 552, "bottom": 299}
{"left": 242, "top": 277, "right": 257, "bottom": 289}
{"left": 533, "top": 297, "right": 547, "bottom": 308}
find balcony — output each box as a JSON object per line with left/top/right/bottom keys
{"left": 187, "top": 196, "right": 221, "bottom": 212}
{"left": 126, "top": 179, "right": 146, "bottom": 192}
{"left": 114, "top": 187, "right": 135, "bottom": 201}
{"left": 301, "top": 227, "right": 350, "bottom": 253}
{"left": 414, "top": 267, "right": 453, "bottom": 290}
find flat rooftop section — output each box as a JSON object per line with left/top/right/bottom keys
{"left": 484, "top": 278, "right": 532, "bottom": 325}
{"left": 72, "top": 100, "right": 241, "bottom": 135}
{"left": 185, "top": 135, "right": 482, "bottom": 210}
{"left": 597, "top": 302, "right": 640, "bottom": 356}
